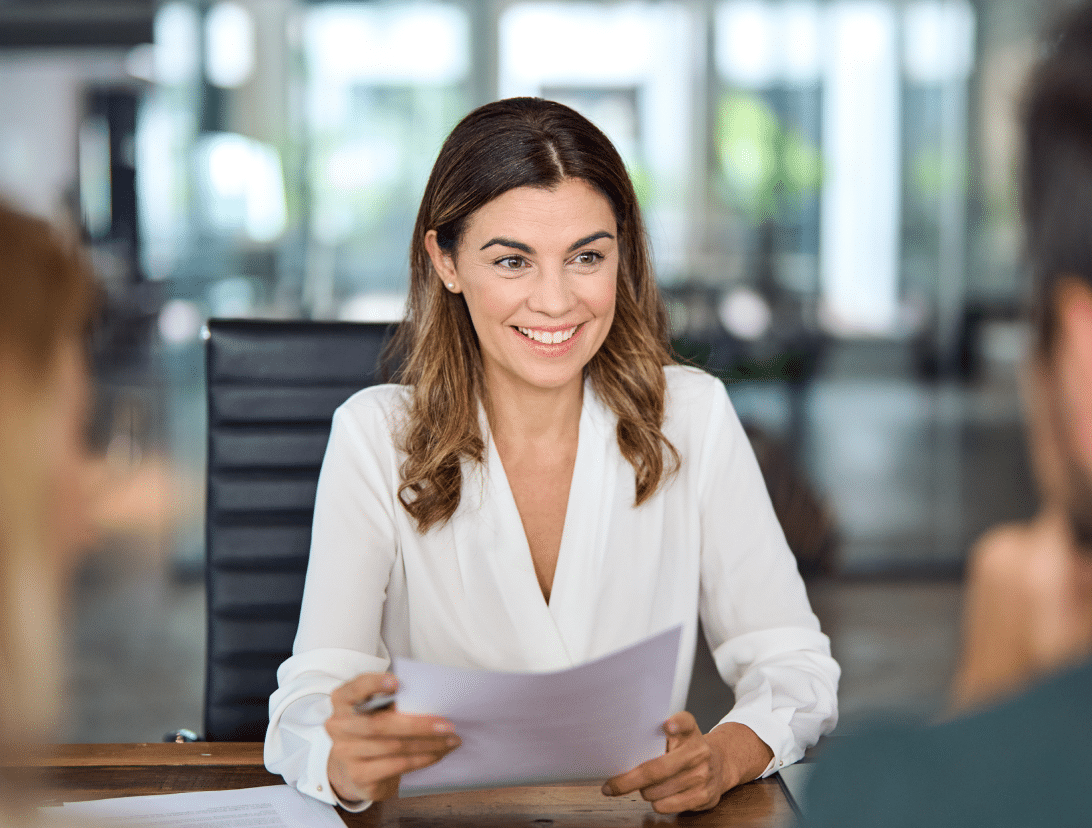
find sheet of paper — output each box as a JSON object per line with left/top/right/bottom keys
{"left": 61, "top": 784, "right": 345, "bottom": 828}
{"left": 394, "top": 624, "right": 682, "bottom": 795}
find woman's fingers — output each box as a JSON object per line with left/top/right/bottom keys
{"left": 344, "top": 751, "right": 453, "bottom": 802}
{"left": 326, "top": 672, "right": 461, "bottom": 803}
{"left": 340, "top": 730, "right": 461, "bottom": 760}
{"left": 663, "top": 711, "right": 700, "bottom": 748}
{"left": 331, "top": 673, "right": 398, "bottom": 711}
{"left": 326, "top": 707, "right": 459, "bottom": 768}
{"left": 342, "top": 733, "right": 460, "bottom": 764}
{"left": 601, "top": 730, "right": 703, "bottom": 796}
{"left": 327, "top": 722, "right": 459, "bottom": 803}
{"left": 636, "top": 762, "right": 713, "bottom": 803}
{"left": 328, "top": 672, "right": 456, "bottom": 741}
{"left": 330, "top": 706, "right": 454, "bottom": 738}
{"left": 651, "top": 787, "right": 721, "bottom": 815}
{"left": 602, "top": 711, "right": 723, "bottom": 814}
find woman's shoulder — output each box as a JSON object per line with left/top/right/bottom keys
{"left": 333, "top": 383, "right": 412, "bottom": 435}
{"left": 664, "top": 363, "right": 723, "bottom": 390}
{"left": 663, "top": 364, "right": 730, "bottom": 413}
{"left": 659, "top": 365, "right": 739, "bottom": 451}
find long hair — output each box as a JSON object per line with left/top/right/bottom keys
{"left": 388, "top": 97, "right": 678, "bottom": 532}
{"left": 0, "top": 202, "right": 95, "bottom": 753}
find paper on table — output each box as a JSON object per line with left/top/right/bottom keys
{"left": 395, "top": 624, "right": 682, "bottom": 796}
{"left": 61, "top": 784, "right": 346, "bottom": 827}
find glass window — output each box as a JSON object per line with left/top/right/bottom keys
{"left": 302, "top": 1, "right": 470, "bottom": 313}
{"left": 500, "top": 1, "right": 699, "bottom": 280}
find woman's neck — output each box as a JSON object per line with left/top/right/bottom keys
{"left": 483, "top": 374, "right": 584, "bottom": 450}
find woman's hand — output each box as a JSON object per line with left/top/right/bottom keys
{"left": 326, "top": 673, "right": 460, "bottom": 804}
{"left": 600, "top": 715, "right": 773, "bottom": 814}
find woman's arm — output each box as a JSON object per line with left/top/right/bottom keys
{"left": 325, "top": 674, "right": 459, "bottom": 804}
{"left": 606, "top": 374, "right": 837, "bottom": 813}
{"left": 695, "top": 378, "right": 839, "bottom": 774}
{"left": 266, "top": 395, "right": 457, "bottom": 808}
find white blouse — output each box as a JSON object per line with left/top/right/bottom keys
{"left": 265, "top": 366, "right": 839, "bottom": 807}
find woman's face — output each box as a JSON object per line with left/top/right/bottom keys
{"left": 425, "top": 178, "right": 618, "bottom": 400}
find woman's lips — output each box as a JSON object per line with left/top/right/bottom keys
{"left": 511, "top": 323, "right": 585, "bottom": 354}
{"left": 515, "top": 324, "right": 580, "bottom": 345}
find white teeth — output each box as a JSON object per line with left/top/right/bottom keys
{"left": 517, "top": 326, "right": 578, "bottom": 345}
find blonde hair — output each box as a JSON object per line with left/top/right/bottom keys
{"left": 0, "top": 202, "right": 95, "bottom": 750}
{"left": 388, "top": 98, "right": 678, "bottom": 532}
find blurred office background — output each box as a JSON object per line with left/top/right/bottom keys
{"left": 0, "top": 0, "right": 1078, "bottom": 741}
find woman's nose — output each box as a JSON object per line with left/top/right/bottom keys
{"left": 526, "top": 266, "right": 575, "bottom": 316}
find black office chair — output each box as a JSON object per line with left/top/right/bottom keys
{"left": 203, "top": 318, "right": 395, "bottom": 741}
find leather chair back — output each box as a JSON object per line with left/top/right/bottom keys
{"left": 204, "top": 318, "right": 394, "bottom": 741}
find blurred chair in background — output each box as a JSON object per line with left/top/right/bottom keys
{"left": 744, "top": 423, "right": 838, "bottom": 580}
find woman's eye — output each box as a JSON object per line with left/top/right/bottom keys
{"left": 573, "top": 251, "right": 603, "bottom": 266}
{"left": 495, "top": 255, "right": 526, "bottom": 270}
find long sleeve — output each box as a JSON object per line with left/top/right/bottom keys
{"left": 264, "top": 397, "right": 401, "bottom": 808}
{"left": 689, "top": 375, "right": 839, "bottom": 774}
{"left": 264, "top": 373, "right": 837, "bottom": 805}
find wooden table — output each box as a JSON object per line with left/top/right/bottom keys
{"left": 5, "top": 743, "right": 796, "bottom": 827}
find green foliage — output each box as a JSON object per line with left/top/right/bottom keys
{"left": 715, "top": 92, "right": 823, "bottom": 221}
{"left": 910, "top": 143, "right": 963, "bottom": 198}
{"left": 628, "top": 162, "right": 654, "bottom": 207}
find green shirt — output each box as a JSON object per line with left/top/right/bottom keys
{"left": 803, "top": 657, "right": 1092, "bottom": 827}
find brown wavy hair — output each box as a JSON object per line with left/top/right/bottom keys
{"left": 388, "top": 97, "right": 678, "bottom": 532}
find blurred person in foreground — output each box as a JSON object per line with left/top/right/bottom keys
{"left": 0, "top": 201, "right": 97, "bottom": 825}
{"left": 804, "top": 5, "right": 1092, "bottom": 826}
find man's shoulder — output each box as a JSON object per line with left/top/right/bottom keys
{"left": 804, "top": 660, "right": 1092, "bottom": 828}
{"left": 972, "top": 654, "right": 1092, "bottom": 728}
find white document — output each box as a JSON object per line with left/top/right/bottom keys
{"left": 395, "top": 624, "right": 682, "bottom": 795}
{"left": 61, "top": 784, "right": 345, "bottom": 828}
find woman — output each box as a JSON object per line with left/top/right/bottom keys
{"left": 0, "top": 201, "right": 96, "bottom": 825}
{"left": 265, "top": 98, "right": 838, "bottom": 814}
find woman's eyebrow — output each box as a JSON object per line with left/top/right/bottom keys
{"left": 479, "top": 230, "right": 616, "bottom": 255}
{"left": 566, "top": 230, "right": 614, "bottom": 252}
{"left": 480, "top": 237, "right": 533, "bottom": 253}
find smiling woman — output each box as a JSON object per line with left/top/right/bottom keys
{"left": 265, "top": 98, "right": 839, "bottom": 816}
{"left": 395, "top": 97, "right": 678, "bottom": 535}
{"left": 424, "top": 180, "right": 620, "bottom": 616}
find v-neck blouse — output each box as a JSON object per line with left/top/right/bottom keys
{"left": 265, "top": 366, "right": 839, "bottom": 807}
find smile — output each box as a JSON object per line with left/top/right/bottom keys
{"left": 515, "top": 325, "right": 580, "bottom": 345}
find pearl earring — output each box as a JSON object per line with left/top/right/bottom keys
{"left": 447, "top": 283, "right": 455, "bottom": 290}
